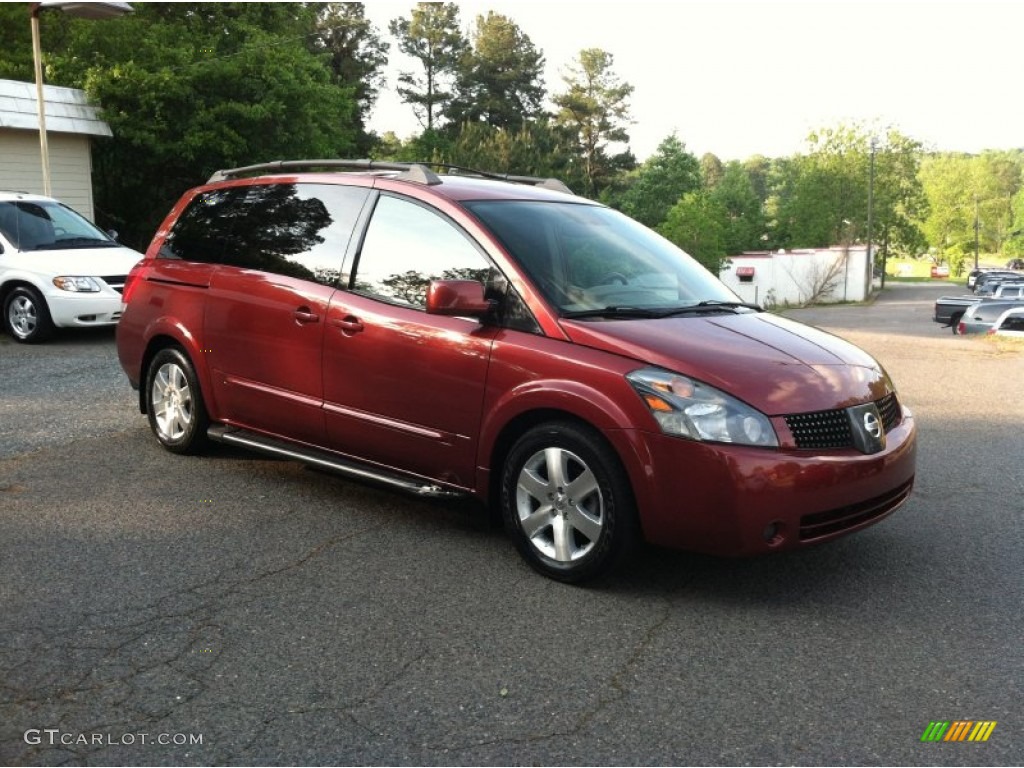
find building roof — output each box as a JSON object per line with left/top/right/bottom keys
{"left": 0, "top": 78, "right": 111, "bottom": 137}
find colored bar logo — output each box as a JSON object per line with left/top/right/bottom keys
{"left": 921, "top": 721, "right": 997, "bottom": 742}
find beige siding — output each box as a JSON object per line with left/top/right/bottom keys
{"left": 0, "top": 129, "right": 96, "bottom": 221}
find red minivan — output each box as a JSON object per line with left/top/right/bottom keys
{"left": 117, "top": 160, "right": 916, "bottom": 582}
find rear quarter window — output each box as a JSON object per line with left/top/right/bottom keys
{"left": 160, "top": 183, "right": 370, "bottom": 286}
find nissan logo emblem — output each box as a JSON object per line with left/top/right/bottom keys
{"left": 863, "top": 411, "right": 882, "bottom": 438}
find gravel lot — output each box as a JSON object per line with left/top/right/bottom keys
{"left": 1, "top": 282, "right": 1021, "bottom": 766}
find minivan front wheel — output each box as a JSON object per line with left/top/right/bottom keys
{"left": 3, "top": 286, "right": 53, "bottom": 343}
{"left": 501, "top": 422, "right": 638, "bottom": 583}
{"left": 146, "top": 347, "right": 209, "bottom": 454}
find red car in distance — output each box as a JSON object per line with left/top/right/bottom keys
{"left": 116, "top": 160, "right": 916, "bottom": 582}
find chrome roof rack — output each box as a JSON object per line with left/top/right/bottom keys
{"left": 207, "top": 159, "right": 572, "bottom": 194}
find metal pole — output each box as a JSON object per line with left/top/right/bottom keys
{"left": 30, "top": 4, "right": 51, "bottom": 197}
{"left": 974, "top": 195, "right": 980, "bottom": 270}
{"left": 868, "top": 138, "right": 877, "bottom": 289}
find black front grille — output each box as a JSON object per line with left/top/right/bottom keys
{"left": 800, "top": 479, "right": 914, "bottom": 541}
{"left": 877, "top": 392, "right": 901, "bottom": 432}
{"left": 785, "top": 410, "right": 853, "bottom": 449}
{"left": 784, "top": 393, "right": 903, "bottom": 450}
{"left": 100, "top": 275, "right": 127, "bottom": 294}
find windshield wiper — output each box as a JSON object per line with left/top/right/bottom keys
{"left": 561, "top": 306, "right": 666, "bottom": 320}
{"left": 51, "top": 237, "right": 117, "bottom": 249}
{"left": 657, "top": 300, "right": 763, "bottom": 317}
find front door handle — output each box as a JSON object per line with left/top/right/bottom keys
{"left": 293, "top": 307, "right": 320, "bottom": 324}
{"left": 331, "top": 315, "right": 364, "bottom": 334}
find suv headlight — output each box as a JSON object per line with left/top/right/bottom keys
{"left": 627, "top": 367, "right": 778, "bottom": 447}
{"left": 53, "top": 276, "right": 101, "bottom": 292}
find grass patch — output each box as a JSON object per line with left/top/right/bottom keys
{"left": 983, "top": 335, "right": 1024, "bottom": 354}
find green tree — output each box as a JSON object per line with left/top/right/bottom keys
{"left": 919, "top": 153, "right": 975, "bottom": 272}
{"left": 552, "top": 48, "right": 634, "bottom": 197}
{"left": 768, "top": 123, "right": 926, "bottom": 264}
{"left": 614, "top": 134, "right": 700, "bottom": 228}
{"left": 658, "top": 191, "right": 727, "bottom": 272}
{"left": 0, "top": 3, "right": 36, "bottom": 81}
{"left": 919, "top": 150, "right": 1022, "bottom": 271}
{"left": 312, "top": 3, "right": 390, "bottom": 153}
{"left": 972, "top": 150, "right": 1023, "bottom": 253}
{"left": 445, "top": 121, "right": 573, "bottom": 180}
{"left": 445, "top": 12, "right": 545, "bottom": 131}
{"left": 710, "top": 161, "right": 765, "bottom": 255}
{"left": 41, "top": 3, "right": 358, "bottom": 247}
{"left": 1007, "top": 186, "right": 1024, "bottom": 257}
{"left": 700, "top": 153, "right": 724, "bottom": 190}
{"left": 869, "top": 129, "right": 928, "bottom": 263}
{"left": 388, "top": 2, "right": 467, "bottom": 132}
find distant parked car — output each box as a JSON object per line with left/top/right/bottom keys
{"left": 987, "top": 307, "right": 1024, "bottom": 337}
{"left": 976, "top": 277, "right": 1024, "bottom": 297}
{"left": 930, "top": 264, "right": 950, "bottom": 278}
{"left": 973, "top": 270, "right": 1022, "bottom": 294}
{"left": 0, "top": 191, "right": 143, "bottom": 343}
{"left": 958, "top": 297, "right": 1024, "bottom": 335}
{"left": 991, "top": 283, "right": 1024, "bottom": 300}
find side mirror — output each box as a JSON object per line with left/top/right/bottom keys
{"left": 106, "top": 229, "right": 119, "bottom": 242}
{"left": 425, "top": 279, "right": 494, "bottom": 317}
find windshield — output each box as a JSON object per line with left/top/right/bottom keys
{"left": 0, "top": 201, "right": 116, "bottom": 251}
{"left": 465, "top": 200, "right": 739, "bottom": 315}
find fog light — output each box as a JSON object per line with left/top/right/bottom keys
{"left": 762, "top": 522, "right": 785, "bottom": 547}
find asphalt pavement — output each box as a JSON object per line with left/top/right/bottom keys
{"left": 1, "top": 283, "right": 1022, "bottom": 766}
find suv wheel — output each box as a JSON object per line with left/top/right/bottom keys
{"left": 501, "top": 422, "right": 638, "bottom": 583}
{"left": 146, "top": 347, "right": 209, "bottom": 454}
{"left": 3, "top": 286, "right": 53, "bottom": 343}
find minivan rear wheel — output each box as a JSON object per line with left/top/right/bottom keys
{"left": 146, "top": 347, "right": 209, "bottom": 454}
{"left": 501, "top": 422, "right": 638, "bottom": 583}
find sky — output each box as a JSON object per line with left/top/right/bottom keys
{"left": 361, "top": 0, "right": 1023, "bottom": 162}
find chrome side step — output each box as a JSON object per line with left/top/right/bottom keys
{"left": 207, "top": 425, "right": 465, "bottom": 499}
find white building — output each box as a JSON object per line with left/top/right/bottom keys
{"left": 719, "top": 246, "right": 875, "bottom": 308}
{"left": 0, "top": 78, "right": 111, "bottom": 221}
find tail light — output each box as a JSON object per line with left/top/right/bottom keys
{"left": 958, "top": 321, "right": 966, "bottom": 335}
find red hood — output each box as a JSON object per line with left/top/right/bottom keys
{"left": 560, "top": 313, "right": 891, "bottom": 415}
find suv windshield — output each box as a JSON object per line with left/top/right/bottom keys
{"left": 465, "top": 200, "right": 740, "bottom": 315}
{"left": 0, "top": 201, "right": 116, "bottom": 252}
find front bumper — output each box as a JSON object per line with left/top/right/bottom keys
{"left": 621, "top": 413, "right": 917, "bottom": 556}
{"left": 46, "top": 291, "right": 125, "bottom": 329}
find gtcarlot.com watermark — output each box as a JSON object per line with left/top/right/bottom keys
{"left": 25, "top": 729, "right": 203, "bottom": 747}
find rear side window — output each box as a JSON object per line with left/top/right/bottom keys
{"left": 159, "top": 187, "right": 242, "bottom": 263}
{"left": 160, "top": 183, "right": 369, "bottom": 286}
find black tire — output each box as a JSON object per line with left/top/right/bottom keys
{"left": 3, "top": 286, "right": 54, "bottom": 343}
{"left": 500, "top": 421, "right": 639, "bottom": 583}
{"left": 145, "top": 347, "right": 209, "bottom": 454}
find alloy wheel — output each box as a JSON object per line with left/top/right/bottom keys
{"left": 151, "top": 361, "right": 194, "bottom": 442}
{"left": 515, "top": 446, "right": 605, "bottom": 563}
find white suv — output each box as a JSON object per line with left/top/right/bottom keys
{"left": 0, "top": 191, "right": 143, "bottom": 343}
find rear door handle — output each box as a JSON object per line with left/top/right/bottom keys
{"left": 331, "top": 315, "right": 364, "bottom": 334}
{"left": 293, "top": 307, "right": 320, "bottom": 324}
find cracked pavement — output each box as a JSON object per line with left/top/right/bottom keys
{"left": 1, "top": 286, "right": 1022, "bottom": 766}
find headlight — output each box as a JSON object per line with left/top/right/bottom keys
{"left": 626, "top": 367, "right": 778, "bottom": 447}
{"left": 53, "top": 276, "right": 101, "bottom": 292}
